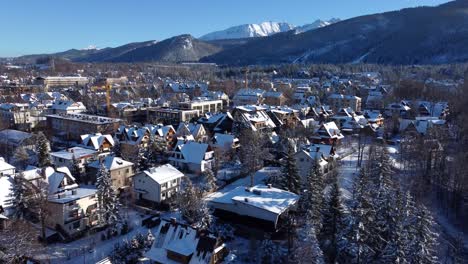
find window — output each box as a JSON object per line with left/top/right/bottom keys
{"left": 162, "top": 192, "right": 166, "bottom": 198}
{"left": 300, "top": 158, "right": 304, "bottom": 162}
{"left": 173, "top": 179, "right": 177, "bottom": 184}
{"left": 126, "top": 168, "right": 129, "bottom": 173}
{"left": 73, "top": 221, "right": 80, "bottom": 229}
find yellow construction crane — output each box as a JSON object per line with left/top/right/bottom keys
{"left": 91, "top": 82, "right": 112, "bottom": 111}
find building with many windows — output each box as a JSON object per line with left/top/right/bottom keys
{"left": 178, "top": 98, "right": 223, "bottom": 114}
{"left": 46, "top": 113, "right": 122, "bottom": 141}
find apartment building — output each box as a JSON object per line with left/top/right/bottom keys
{"left": 147, "top": 107, "right": 199, "bottom": 125}
{"left": 178, "top": 98, "right": 223, "bottom": 114}
{"left": 327, "top": 94, "right": 362, "bottom": 112}
{"left": 36, "top": 76, "right": 89, "bottom": 88}
{"left": 46, "top": 113, "right": 122, "bottom": 141}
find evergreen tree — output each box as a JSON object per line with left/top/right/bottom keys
{"left": 96, "top": 163, "right": 122, "bottom": 233}
{"left": 272, "top": 142, "right": 301, "bottom": 193}
{"left": 380, "top": 190, "right": 409, "bottom": 264}
{"left": 71, "top": 156, "right": 83, "bottom": 183}
{"left": 202, "top": 168, "right": 217, "bottom": 193}
{"left": 36, "top": 132, "right": 51, "bottom": 167}
{"left": 8, "top": 173, "right": 30, "bottom": 219}
{"left": 339, "top": 167, "right": 379, "bottom": 263}
{"left": 13, "top": 147, "right": 29, "bottom": 169}
{"left": 320, "top": 171, "right": 344, "bottom": 263}
{"left": 176, "top": 177, "right": 208, "bottom": 226}
{"left": 407, "top": 205, "right": 439, "bottom": 264}
{"left": 292, "top": 215, "right": 325, "bottom": 264}
{"left": 299, "top": 161, "right": 325, "bottom": 231}
{"left": 260, "top": 239, "right": 283, "bottom": 264}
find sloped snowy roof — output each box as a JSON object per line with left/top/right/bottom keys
{"left": 142, "top": 164, "right": 184, "bottom": 185}
{"left": 80, "top": 133, "right": 114, "bottom": 150}
{"left": 45, "top": 166, "right": 78, "bottom": 194}
{"left": 213, "top": 133, "right": 238, "bottom": 149}
{"left": 176, "top": 142, "right": 211, "bottom": 165}
{"left": 320, "top": 122, "right": 344, "bottom": 139}
{"left": 144, "top": 218, "right": 221, "bottom": 264}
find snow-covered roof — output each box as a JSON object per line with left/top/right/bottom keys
{"left": 50, "top": 100, "right": 86, "bottom": 111}
{"left": 209, "top": 184, "right": 299, "bottom": 215}
{"left": 319, "top": 122, "right": 344, "bottom": 139}
{"left": 264, "top": 91, "right": 284, "bottom": 98}
{"left": 50, "top": 147, "right": 97, "bottom": 160}
{"left": 89, "top": 156, "right": 134, "bottom": 170}
{"left": 45, "top": 166, "right": 78, "bottom": 194}
{"left": 142, "top": 164, "right": 184, "bottom": 185}
{"left": 0, "top": 175, "right": 14, "bottom": 212}
{"left": 175, "top": 141, "right": 211, "bottom": 165}
{"left": 80, "top": 133, "right": 114, "bottom": 150}
{"left": 0, "top": 130, "right": 33, "bottom": 146}
{"left": 213, "top": 133, "right": 238, "bottom": 149}
{"left": 328, "top": 93, "right": 361, "bottom": 100}
{"left": 235, "top": 88, "right": 265, "bottom": 97}
{"left": 235, "top": 105, "right": 276, "bottom": 131}
{"left": 144, "top": 218, "right": 222, "bottom": 264}
{"left": 48, "top": 187, "right": 97, "bottom": 204}
{"left": 0, "top": 157, "right": 15, "bottom": 173}
{"left": 304, "top": 144, "right": 333, "bottom": 159}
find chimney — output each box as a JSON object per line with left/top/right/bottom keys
{"left": 170, "top": 217, "right": 177, "bottom": 224}
{"left": 267, "top": 184, "right": 272, "bottom": 188}
{"left": 244, "top": 198, "right": 249, "bottom": 203}
{"left": 72, "top": 189, "right": 77, "bottom": 195}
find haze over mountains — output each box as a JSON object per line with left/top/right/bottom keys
{"left": 12, "top": 0, "right": 468, "bottom": 65}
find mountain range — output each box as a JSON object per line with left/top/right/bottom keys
{"left": 204, "top": 0, "right": 468, "bottom": 65}
{"left": 11, "top": 1, "right": 468, "bottom": 65}
{"left": 199, "top": 19, "right": 340, "bottom": 41}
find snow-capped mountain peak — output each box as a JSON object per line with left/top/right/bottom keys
{"left": 200, "top": 22, "right": 295, "bottom": 41}
{"left": 80, "top": 45, "right": 100, "bottom": 51}
{"left": 199, "top": 19, "right": 340, "bottom": 41}
{"left": 294, "top": 18, "right": 341, "bottom": 33}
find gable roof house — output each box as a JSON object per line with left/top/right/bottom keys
{"left": 211, "top": 133, "right": 240, "bottom": 153}
{"left": 80, "top": 133, "right": 115, "bottom": 153}
{"left": 133, "top": 164, "right": 185, "bottom": 206}
{"left": 169, "top": 141, "right": 214, "bottom": 174}
{"left": 21, "top": 166, "right": 98, "bottom": 239}
{"left": 295, "top": 144, "right": 336, "bottom": 179}
{"left": 197, "top": 112, "right": 234, "bottom": 135}
{"left": 88, "top": 156, "right": 134, "bottom": 192}
{"left": 50, "top": 100, "right": 87, "bottom": 114}
{"left": 144, "top": 218, "right": 228, "bottom": 264}
{"left": 264, "top": 90, "right": 287, "bottom": 106}
{"left": 267, "top": 106, "right": 301, "bottom": 129}
{"left": 176, "top": 123, "right": 208, "bottom": 143}
{"left": 50, "top": 147, "right": 98, "bottom": 177}
{"left": 233, "top": 88, "right": 265, "bottom": 106}
{"left": 311, "top": 121, "right": 344, "bottom": 145}
{"left": 232, "top": 105, "right": 276, "bottom": 132}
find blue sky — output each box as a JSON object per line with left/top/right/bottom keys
{"left": 1, "top": 0, "right": 449, "bottom": 57}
